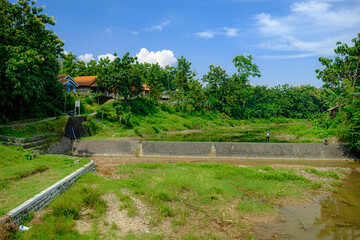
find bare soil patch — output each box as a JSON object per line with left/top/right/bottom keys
{"left": 76, "top": 192, "right": 159, "bottom": 238}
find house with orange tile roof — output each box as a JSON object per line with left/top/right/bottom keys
{"left": 72, "top": 76, "right": 100, "bottom": 94}
{"left": 58, "top": 75, "right": 79, "bottom": 93}
{"left": 58, "top": 75, "right": 151, "bottom": 98}
{"left": 58, "top": 75, "right": 108, "bottom": 95}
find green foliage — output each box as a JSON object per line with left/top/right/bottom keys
{"left": 316, "top": 32, "right": 360, "bottom": 151}
{"left": 174, "top": 56, "right": 196, "bottom": 100}
{"left": 237, "top": 198, "right": 274, "bottom": 214}
{"left": 0, "top": 0, "right": 65, "bottom": 123}
{"left": 81, "top": 117, "right": 101, "bottom": 136}
{"left": 310, "top": 182, "right": 323, "bottom": 190}
{"left": 337, "top": 100, "right": 360, "bottom": 152}
{"left": 304, "top": 168, "right": 340, "bottom": 179}
{"left": 128, "top": 97, "right": 158, "bottom": 115}
{"left": 0, "top": 117, "right": 67, "bottom": 137}
{"left": 98, "top": 52, "right": 143, "bottom": 102}
{"left": 96, "top": 103, "right": 118, "bottom": 122}
{"left": 146, "top": 64, "right": 165, "bottom": 100}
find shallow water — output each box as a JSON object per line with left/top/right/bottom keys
{"left": 253, "top": 169, "right": 360, "bottom": 240}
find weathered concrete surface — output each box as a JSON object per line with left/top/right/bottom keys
{"left": 72, "top": 140, "right": 356, "bottom": 160}
{"left": 72, "top": 140, "right": 140, "bottom": 156}
{"left": 48, "top": 137, "right": 73, "bottom": 155}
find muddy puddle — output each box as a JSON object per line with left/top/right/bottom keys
{"left": 253, "top": 169, "right": 360, "bottom": 240}
{"left": 91, "top": 156, "right": 360, "bottom": 239}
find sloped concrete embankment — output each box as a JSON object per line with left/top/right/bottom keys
{"left": 0, "top": 134, "right": 59, "bottom": 152}
{"left": 72, "top": 140, "right": 355, "bottom": 160}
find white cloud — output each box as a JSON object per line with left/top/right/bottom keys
{"left": 62, "top": 50, "right": 69, "bottom": 55}
{"left": 136, "top": 48, "right": 177, "bottom": 67}
{"left": 255, "top": 0, "right": 360, "bottom": 58}
{"left": 79, "top": 53, "right": 95, "bottom": 63}
{"left": 149, "top": 20, "right": 170, "bottom": 31}
{"left": 255, "top": 13, "right": 290, "bottom": 36}
{"left": 224, "top": 27, "right": 238, "bottom": 37}
{"left": 196, "top": 31, "right": 215, "bottom": 39}
{"left": 196, "top": 27, "right": 238, "bottom": 39}
{"left": 97, "top": 53, "right": 116, "bottom": 62}
{"left": 132, "top": 20, "right": 170, "bottom": 35}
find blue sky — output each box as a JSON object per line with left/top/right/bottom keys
{"left": 38, "top": 0, "right": 360, "bottom": 87}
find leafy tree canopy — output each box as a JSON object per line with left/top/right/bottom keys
{"left": 97, "top": 52, "right": 143, "bottom": 102}
{"left": 0, "top": 0, "right": 64, "bottom": 122}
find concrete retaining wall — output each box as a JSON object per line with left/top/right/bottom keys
{"left": 72, "top": 140, "right": 355, "bottom": 160}
{"left": 1, "top": 161, "right": 96, "bottom": 225}
{"left": 1, "top": 134, "right": 59, "bottom": 152}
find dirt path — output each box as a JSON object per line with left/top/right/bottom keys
{"left": 91, "top": 156, "right": 357, "bottom": 176}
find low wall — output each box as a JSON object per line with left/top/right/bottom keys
{"left": 72, "top": 140, "right": 355, "bottom": 160}
{"left": 1, "top": 161, "right": 96, "bottom": 225}
{"left": 1, "top": 134, "right": 59, "bottom": 152}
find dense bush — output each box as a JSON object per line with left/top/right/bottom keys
{"left": 128, "top": 97, "right": 158, "bottom": 115}
{"left": 96, "top": 104, "right": 117, "bottom": 122}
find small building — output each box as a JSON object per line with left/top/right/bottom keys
{"left": 72, "top": 76, "right": 99, "bottom": 94}
{"left": 161, "top": 90, "right": 174, "bottom": 101}
{"left": 58, "top": 75, "right": 79, "bottom": 93}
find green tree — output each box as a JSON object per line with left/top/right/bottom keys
{"left": 316, "top": 33, "right": 360, "bottom": 94}
{"left": 202, "top": 64, "right": 229, "bottom": 102}
{"left": 163, "top": 65, "right": 177, "bottom": 91}
{"left": 97, "top": 52, "right": 143, "bottom": 102}
{"left": 232, "top": 54, "right": 261, "bottom": 108}
{"left": 183, "top": 80, "right": 205, "bottom": 113}
{"left": 85, "top": 59, "right": 99, "bottom": 76}
{"left": 60, "top": 51, "right": 78, "bottom": 76}
{"left": 0, "top": 0, "right": 64, "bottom": 122}
{"left": 316, "top": 33, "right": 360, "bottom": 152}
{"left": 174, "top": 56, "right": 195, "bottom": 100}
{"left": 147, "top": 64, "right": 164, "bottom": 100}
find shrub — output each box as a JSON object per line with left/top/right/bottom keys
{"left": 160, "top": 102, "right": 175, "bottom": 113}
{"left": 82, "top": 117, "right": 101, "bottom": 136}
{"left": 52, "top": 196, "right": 81, "bottom": 219}
{"left": 96, "top": 104, "right": 117, "bottom": 122}
{"left": 128, "top": 97, "right": 158, "bottom": 115}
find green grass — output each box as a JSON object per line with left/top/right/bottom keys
{"left": 82, "top": 108, "right": 335, "bottom": 143}
{"left": 304, "top": 168, "right": 340, "bottom": 179}
{"left": 0, "top": 117, "right": 67, "bottom": 138}
{"left": 14, "top": 163, "right": 316, "bottom": 239}
{"left": 0, "top": 145, "right": 90, "bottom": 216}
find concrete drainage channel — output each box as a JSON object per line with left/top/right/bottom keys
{"left": 72, "top": 140, "right": 356, "bottom": 160}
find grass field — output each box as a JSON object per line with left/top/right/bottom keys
{"left": 11, "top": 162, "right": 345, "bottom": 240}
{"left": 0, "top": 117, "right": 67, "bottom": 138}
{"left": 0, "top": 145, "right": 90, "bottom": 216}
{"left": 83, "top": 110, "right": 336, "bottom": 143}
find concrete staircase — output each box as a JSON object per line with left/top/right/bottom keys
{"left": 0, "top": 134, "right": 59, "bottom": 153}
